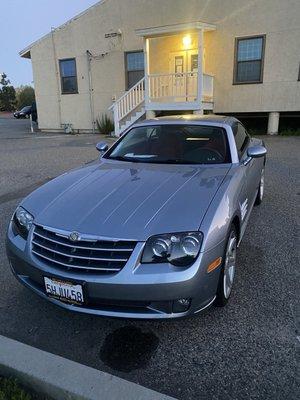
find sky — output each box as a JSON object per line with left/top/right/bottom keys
{"left": 0, "top": 0, "right": 98, "bottom": 87}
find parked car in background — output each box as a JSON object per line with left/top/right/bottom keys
{"left": 13, "top": 106, "right": 32, "bottom": 119}
{"left": 6, "top": 115, "right": 267, "bottom": 319}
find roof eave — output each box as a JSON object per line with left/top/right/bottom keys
{"left": 136, "top": 21, "right": 216, "bottom": 38}
{"left": 19, "top": 48, "right": 32, "bottom": 59}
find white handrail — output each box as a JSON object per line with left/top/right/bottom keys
{"left": 110, "top": 77, "right": 145, "bottom": 135}
{"left": 110, "top": 77, "right": 145, "bottom": 109}
{"left": 110, "top": 72, "right": 214, "bottom": 136}
{"left": 149, "top": 72, "right": 198, "bottom": 100}
{"left": 148, "top": 72, "right": 214, "bottom": 101}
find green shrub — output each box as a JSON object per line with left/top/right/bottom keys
{"left": 96, "top": 114, "right": 114, "bottom": 136}
{"left": 249, "top": 128, "right": 300, "bottom": 136}
{"left": 0, "top": 377, "right": 32, "bottom": 400}
{"left": 279, "top": 129, "right": 300, "bottom": 136}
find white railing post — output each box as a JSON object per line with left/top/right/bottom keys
{"left": 113, "top": 103, "right": 120, "bottom": 136}
{"left": 109, "top": 77, "right": 146, "bottom": 136}
{"left": 144, "top": 38, "right": 150, "bottom": 108}
{"left": 196, "top": 28, "right": 204, "bottom": 113}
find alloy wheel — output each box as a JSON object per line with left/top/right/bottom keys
{"left": 259, "top": 169, "right": 265, "bottom": 201}
{"left": 223, "top": 231, "right": 237, "bottom": 299}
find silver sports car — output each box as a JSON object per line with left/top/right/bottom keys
{"left": 6, "top": 115, "right": 267, "bottom": 319}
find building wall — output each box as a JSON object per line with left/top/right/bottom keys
{"left": 28, "top": 0, "right": 300, "bottom": 131}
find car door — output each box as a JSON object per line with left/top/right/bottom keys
{"left": 233, "top": 123, "right": 258, "bottom": 227}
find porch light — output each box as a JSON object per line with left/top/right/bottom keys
{"left": 182, "top": 34, "right": 192, "bottom": 49}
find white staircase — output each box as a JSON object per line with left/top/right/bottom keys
{"left": 110, "top": 77, "right": 145, "bottom": 136}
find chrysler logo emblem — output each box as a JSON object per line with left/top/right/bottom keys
{"left": 69, "top": 231, "right": 80, "bottom": 242}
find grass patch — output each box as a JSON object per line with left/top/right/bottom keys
{"left": 279, "top": 129, "right": 300, "bottom": 136}
{"left": 0, "top": 377, "right": 48, "bottom": 400}
{"left": 0, "top": 377, "right": 31, "bottom": 400}
{"left": 249, "top": 129, "right": 300, "bottom": 136}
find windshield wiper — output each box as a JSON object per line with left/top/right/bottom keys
{"left": 109, "top": 156, "right": 141, "bottom": 163}
{"left": 109, "top": 157, "right": 205, "bottom": 165}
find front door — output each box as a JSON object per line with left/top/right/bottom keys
{"left": 169, "top": 50, "right": 199, "bottom": 101}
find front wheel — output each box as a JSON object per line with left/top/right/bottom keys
{"left": 215, "top": 225, "right": 237, "bottom": 307}
{"left": 255, "top": 168, "right": 265, "bottom": 206}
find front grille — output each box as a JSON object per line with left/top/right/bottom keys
{"left": 31, "top": 225, "right": 136, "bottom": 273}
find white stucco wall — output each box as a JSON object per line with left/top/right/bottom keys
{"left": 26, "top": 0, "right": 300, "bottom": 131}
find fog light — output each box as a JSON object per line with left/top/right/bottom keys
{"left": 173, "top": 298, "right": 191, "bottom": 313}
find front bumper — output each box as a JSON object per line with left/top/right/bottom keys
{"left": 6, "top": 223, "right": 224, "bottom": 319}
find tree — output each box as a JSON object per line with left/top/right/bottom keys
{"left": 0, "top": 73, "right": 10, "bottom": 86}
{"left": 0, "top": 72, "right": 16, "bottom": 111}
{"left": 16, "top": 85, "right": 35, "bottom": 110}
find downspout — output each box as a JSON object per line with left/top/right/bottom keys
{"left": 51, "top": 28, "right": 62, "bottom": 128}
{"left": 86, "top": 50, "right": 95, "bottom": 134}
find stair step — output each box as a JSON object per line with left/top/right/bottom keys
{"left": 120, "top": 107, "right": 146, "bottom": 133}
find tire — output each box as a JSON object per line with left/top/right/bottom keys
{"left": 255, "top": 167, "right": 265, "bottom": 206}
{"left": 215, "top": 225, "right": 237, "bottom": 307}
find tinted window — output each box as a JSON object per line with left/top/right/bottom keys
{"left": 126, "top": 51, "right": 144, "bottom": 89}
{"left": 106, "top": 125, "right": 231, "bottom": 164}
{"left": 234, "top": 36, "right": 265, "bottom": 83}
{"left": 59, "top": 59, "right": 78, "bottom": 94}
{"left": 21, "top": 106, "right": 31, "bottom": 112}
{"left": 234, "top": 123, "right": 249, "bottom": 157}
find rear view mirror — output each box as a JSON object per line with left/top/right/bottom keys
{"left": 247, "top": 145, "right": 267, "bottom": 159}
{"left": 96, "top": 142, "right": 108, "bottom": 153}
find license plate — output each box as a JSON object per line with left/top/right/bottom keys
{"left": 44, "top": 277, "right": 84, "bottom": 305}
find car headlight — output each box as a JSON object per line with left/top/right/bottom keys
{"left": 12, "top": 206, "right": 34, "bottom": 240}
{"left": 141, "top": 232, "right": 203, "bottom": 267}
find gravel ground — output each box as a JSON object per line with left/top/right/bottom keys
{"left": 0, "top": 117, "right": 299, "bottom": 400}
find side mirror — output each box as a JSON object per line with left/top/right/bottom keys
{"left": 96, "top": 142, "right": 108, "bottom": 154}
{"left": 247, "top": 145, "right": 267, "bottom": 159}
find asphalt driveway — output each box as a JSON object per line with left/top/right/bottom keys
{"left": 0, "top": 116, "right": 299, "bottom": 400}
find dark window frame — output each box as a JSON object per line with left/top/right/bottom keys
{"left": 124, "top": 50, "right": 144, "bottom": 90}
{"left": 233, "top": 35, "right": 266, "bottom": 85}
{"left": 233, "top": 122, "right": 251, "bottom": 160}
{"left": 59, "top": 58, "right": 78, "bottom": 95}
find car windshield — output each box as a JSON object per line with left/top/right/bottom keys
{"left": 21, "top": 106, "right": 31, "bottom": 112}
{"left": 106, "top": 124, "right": 231, "bottom": 164}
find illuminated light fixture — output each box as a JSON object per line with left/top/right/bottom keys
{"left": 186, "top": 137, "right": 210, "bottom": 141}
{"left": 182, "top": 34, "right": 192, "bottom": 48}
{"left": 207, "top": 257, "right": 222, "bottom": 273}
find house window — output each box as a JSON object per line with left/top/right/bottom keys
{"left": 191, "top": 54, "right": 198, "bottom": 72}
{"left": 59, "top": 58, "right": 78, "bottom": 94}
{"left": 234, "top": 35, "right": 265, "bottom": 84}
{"left": 125, "top": 51, "right": 144, "bottom": 89}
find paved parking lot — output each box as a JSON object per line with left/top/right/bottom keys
{"left": 0, "top": 116, "right": 299, "bottom": 400}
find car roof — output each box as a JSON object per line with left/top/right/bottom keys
{"left": 134, "top": 114, "right": 238, "bottom": 128}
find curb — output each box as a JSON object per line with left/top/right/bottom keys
{"left": 0, "top": 335, "right": 176, "bottom": 400}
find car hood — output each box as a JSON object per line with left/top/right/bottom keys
{"left": 22, "top": 160, "right": 231, "bottom": 241}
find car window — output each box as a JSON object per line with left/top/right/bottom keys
{"left": 21, "top": 106, "right": 31, "bottom": 112}
{"left": 105, "top": 124, "right": 231, "bottom": 164}
{"left": 234, "top": 123, "right": 249, "bottom": 158}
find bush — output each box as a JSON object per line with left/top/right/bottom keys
{"left": 96, "top": 114, "right": 114, "bottom": 135}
